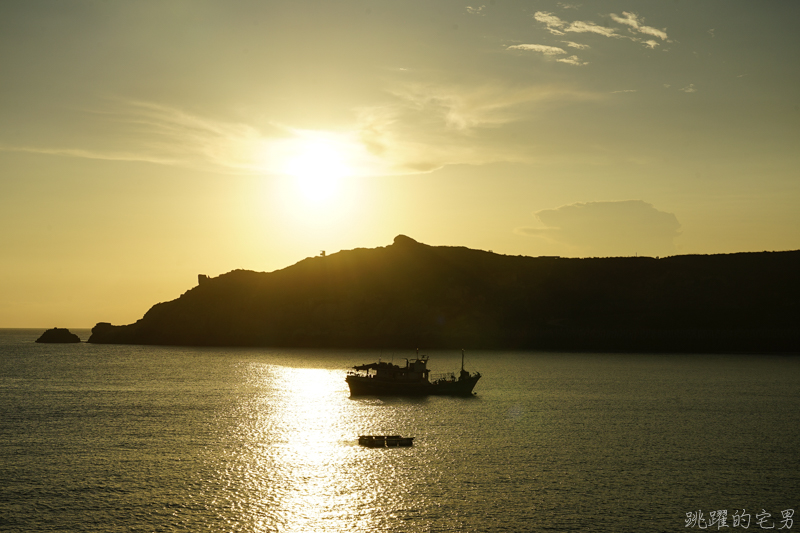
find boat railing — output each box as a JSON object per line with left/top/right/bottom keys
{"left": 431, "top": 372, "right": 456, "bottom": 382}
{"left": 347, "top": 371, "right": 373, "bottom": 378}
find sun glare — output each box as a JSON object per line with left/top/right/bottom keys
{"left": 256, "top": 130, "right": 381, "bottom": 230}
{"left": 281, "top": 137, "right": 353, "bottom": 205}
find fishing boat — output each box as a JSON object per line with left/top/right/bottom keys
{"left": 345, "top": 350, "right": 481, "bottom": 397}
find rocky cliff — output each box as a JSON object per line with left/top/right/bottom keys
{"left": 88, "top": 235, "right": 800, "bottom": 352}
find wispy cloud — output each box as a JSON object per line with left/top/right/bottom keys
{"left": 567, "top": 20, "right": 618, "bottom": 38}
{"left": 534, "top": 10, "right": 668, "bottom": 50}
{"left": 680, "top": 84, "right": 697, "bottom": 93}
{"left": 562, "top": 41, "right": 590, "bottom": 50}
{"left": 0, "top": 100, "right": 384, "bottom": 176}
{"left": 534, "top": 12, "right": 569, "bottom": 36}
{"left": 611, "top": 89, "right": 637, "bottom": 94}
{"left": 0, "top": 78, "right": 604, "bottom": 179}
{"left": 557, "top": 55, "right": 589, "bottom": 66}
{"left": 355, "top": 81, "right": 601, "bottom": 173}
{"left": 378, "top": 82, "right": 594, "bottom": 133}
{"left": 110, "top": 101, "right": 269, "bottom": 171}
{"left": 0, "top": 144, "right": 177, "bottom": 166}
{"left": 0, "top": 100, "right": 268, "bottom": 172}
{"left": 610, "top": 12, "right": 668, "bottom": 41}
{"left": 508, "top": 38, "right": 590, "bottom": 66}
{"left": 507, "top": 44, "right": 567, "bottom": 56}
{"left": 465, "top": 5, "right": 485, "bottom": 16}
{"left": 535, "top": 12, "right": 620, "bottom": 38}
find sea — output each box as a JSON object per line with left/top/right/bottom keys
{"left": 1, "top": 328, "right": 798, "bottom": 532}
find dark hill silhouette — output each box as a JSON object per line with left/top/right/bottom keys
{"left": 88, "top": 235, "right": 800, "bottom": 352}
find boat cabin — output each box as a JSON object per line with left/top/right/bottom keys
{"left": 349, "top": 355, "right": 431, "bottom": 382}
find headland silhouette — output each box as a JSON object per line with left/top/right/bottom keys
{"left": 88, "top": 235, "right": 800, "bottom": 353}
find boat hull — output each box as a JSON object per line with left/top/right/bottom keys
{"left": 346, "top": 374, "right": 480, "bottom": 397}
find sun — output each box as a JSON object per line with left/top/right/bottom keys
{"left": 255, "top": 130, "right": 381, "bottom": 230}
{"left": 281, "top": 137, "right": 353, "bottom": 206}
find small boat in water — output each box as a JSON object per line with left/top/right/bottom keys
{"left": 346, "top": 350, "right": 481, "bottom": 397}
{"left": 358, "top": 435, "right": 415, "bottom": 447}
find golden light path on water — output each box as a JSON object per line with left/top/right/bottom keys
{"left": 265, "top": 366, "right": 361, "bottom": 532}
{"left": 228, "top": 361, "right": 427, "bottom": 533}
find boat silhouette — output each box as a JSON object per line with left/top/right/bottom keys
{"left": 346, "top": 350, "right": 481, "bottom": 396}
{"left": 358, "top": 435, "right": 415, "bottom": 447}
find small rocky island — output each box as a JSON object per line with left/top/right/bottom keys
{"left": 36, "top": 328, "right": 81, "bottom": 343}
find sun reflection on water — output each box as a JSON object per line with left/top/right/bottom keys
{"left": 233, "top": 363, "right": 411, "bottom": 532}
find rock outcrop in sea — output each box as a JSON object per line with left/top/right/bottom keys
{"left": 88, "top": 235, "right": 800, "bottom": 353}
{"left": 36, "top": 328, "right": 81, "bottom": 343}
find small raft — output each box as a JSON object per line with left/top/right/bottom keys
{"left": 358, "top": 435, "right": 415, "bottom": 447}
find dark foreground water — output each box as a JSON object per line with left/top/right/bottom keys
{"left": 1, "top": 329, "right": 798, "bottom": 532}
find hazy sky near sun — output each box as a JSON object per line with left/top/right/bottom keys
{"left": 1, "top": 0, "right": 799, "bottom": 327}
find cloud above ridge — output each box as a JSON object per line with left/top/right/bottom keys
{"left": 518, "top": 200, "right": 681, "bottom": 257}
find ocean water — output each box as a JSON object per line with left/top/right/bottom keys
{"left": 1, "top": 329, "right": 798, "bottom": 532}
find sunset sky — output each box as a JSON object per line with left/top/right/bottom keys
{"left": 2, "top": 0, "right": 798, "bottom": 327}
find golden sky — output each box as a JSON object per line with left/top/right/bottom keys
{"left": 1, "top": 1, "right": 798, "bottom": 327}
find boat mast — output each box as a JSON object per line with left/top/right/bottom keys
{"left": 461, "top": 349, "right": 465, "bottom": 372}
